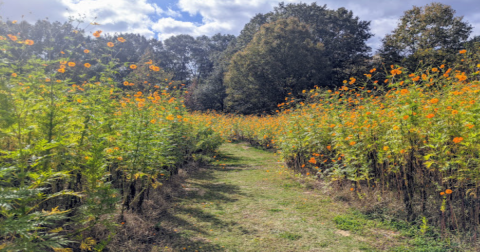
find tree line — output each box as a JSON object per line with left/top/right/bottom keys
{"left": 2, "top": 2, "right": 477, "bottom": 114}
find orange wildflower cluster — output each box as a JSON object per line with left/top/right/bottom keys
{"left": 93, "top": 30, "right": 102, "bottom": 38}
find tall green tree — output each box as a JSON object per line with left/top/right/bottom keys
{"left": 192, "top": 2, "right": 372, "bottom": 112}
{"left": 379, "top": 2, "right": 472, "bottom": 69}
{"left": 224, "top": 18, "right": 327, "bottom": 114}
{"left": 188, "top": 34, "right": 236, "bottom": 111}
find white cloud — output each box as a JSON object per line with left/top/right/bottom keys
{"left": 59, "top": 0, "right": 157, "bottom": 37}
{"left": 1, "top": 0, "right": 479, "bottom": 51}
{"left": 159, "top": 0, "right": 279, "bottom": 40}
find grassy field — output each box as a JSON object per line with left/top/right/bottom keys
{"left": 147, "top": 142, "right": 436, "bottom": 252}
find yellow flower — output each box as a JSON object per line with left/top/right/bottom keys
{"left": 84, "top": 63, "right": 91, "bottom": 68}
{"left": 68, "top": 62, "right": 76, "bottom": 67}
{"left": 57, "top": 68, "right": 65, "bottom": 73}
{"left": 84, "top": 49, "right": 90, "bottom": 53}
{"left": 117, "top": 37, "right": 126, "bottom": 42}
{"left": 383, "top": 146, "right": 389, "bottom": 151}
{"left": 107, "top": 42, "right": 114, "bottom": 47}
{"left": 130, "top": 64, "right": 137, "bottom": 69}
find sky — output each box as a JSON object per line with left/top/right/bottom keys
{"left": 1, "top": 0, "right": 480, "bottom": 52}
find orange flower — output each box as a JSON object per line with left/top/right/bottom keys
{"left": 400, "top": 89, "right": 409, "bottom": 95}
{"left": 84, "top": 49, "right": 90, "bottom": 53}
{"left": 123, "top": 81, "right": 129, "bottom": 86}
{"left": 93, "top": 30, "right": 102, "bottom": 38}
{"left": 453, "top": 137, "right": 463, "bottom": 144}
{"left": 350, "top": 188, "right": 354, "bottom": 191}
{"left": 308, "top": 157, "right": 316, "bottom": 164}
{"left": 369, "top": 68, "right": 376, "bottom": 73}
{"left": 326, "top": 145, "right": 331, "bottom": 150}
{"left": 11, "top": 73, "right": 17, "bottom": 77}
{"left": 403, "top": 115, "right": 409, "bottom": 120}
{"left": 57, "top": 68, "right": 65, "bottom": 73}
{"left": 25, "top": 39, "right": 34, "bottom": 46}
{"left": 349, "top": 77, "right": 356, "bottom": 84}
{"left": 391, "top": 68, "right": 402, "bottom": 76}
{"left": 430, "top": 98, "right": 439, "bottom": 104}
{"left": 432, "top": 67, "right": 438, "bottom": 72}
{"left": 383, "top": 146, "right": 389, "bottom": 151}
{"left": 440, "top": 192, "right": 445, "bottom": 196}
{"left": 459, "top": 49, "right": 467, "bottom": 54}
{"left": 349, "top": 141, "right": 356, "bottom": 146}
{"left": 84, "top": 63, "right": 91, "bottom": 68}
{"left": 445, "top": 189, "right": 453, "bottom": 194}
{"left": 68, "top": 62, "right": 76, "bottom": 67}
{"left": 130, "top": 64, "right": 137, "bottom": 69}
{"left": 426, "top": 114, "right": 434, "bottom": 119}
{"left": 452, "top": 110, "right": 458, "bottom": 115}
{"left": 117, "top": 37, "right": 126, "bottom": 42}
{"left": 107, "top": 42, "right": 114, "bottom": 47}
{"left": 412, "top": 76, "right": 420, "bottom": 82}
{"left": 7, "top": 34, "right": 17, "bottom": 41}
{"left": 455, "top": 73, "right": 467, "bottom": 81}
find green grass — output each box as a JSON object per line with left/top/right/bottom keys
{"left": 152, "top": 142, "right": 453, "bottom": 252}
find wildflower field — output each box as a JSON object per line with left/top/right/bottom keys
{"left": 2, "top": 14, "right": 480, "bottom": 251}
{"left": 192, "top": 50, "right": 480, "bottom": 238}
{"left": 0, "top": 27, "right": 222, "bottom": 251}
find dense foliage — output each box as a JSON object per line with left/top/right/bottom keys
{"left": 379, "top": 2, "right": 472, "bottom": 71}
{"left": 194, "top": 49, "right": 480, "bottom": 236}
{"left": 0, "top": 21, "right": 222, "bottom": 251}
{"left": 224, "top": 18, "right": 327, "bottom": 114}
{"left": 2, "top": 1, "right": 480, "bottom": 249}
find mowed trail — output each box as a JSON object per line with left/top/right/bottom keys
{"left": 154, "top": 142, "right": 399, "bottom": 252}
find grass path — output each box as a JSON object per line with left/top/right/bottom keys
{"left": 154, "top": 142, "right": 405, "bottom": 252}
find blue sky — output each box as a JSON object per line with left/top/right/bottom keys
{"left": 1, "top": 0, "right": 480, "bottom": 52}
